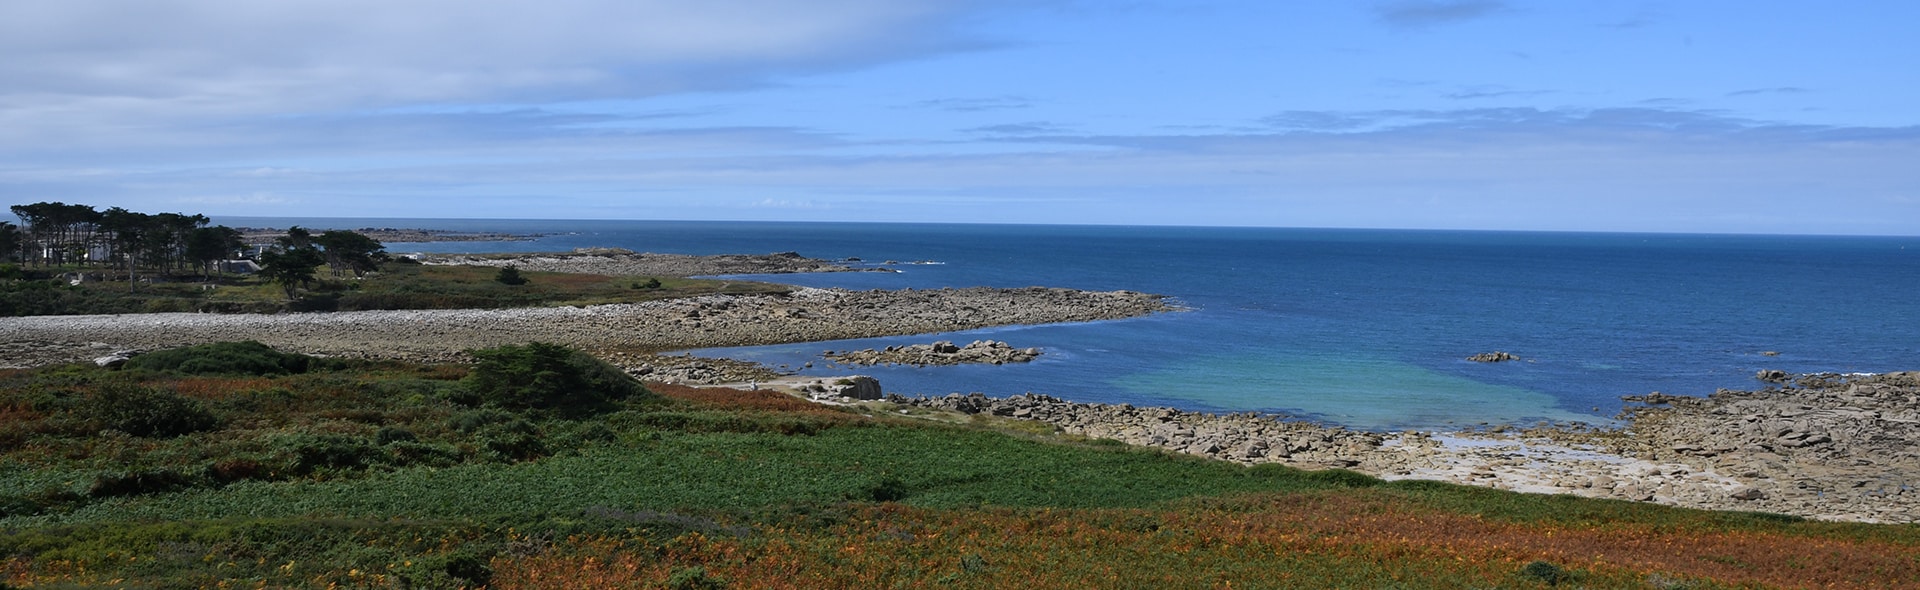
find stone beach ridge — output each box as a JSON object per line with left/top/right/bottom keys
{"left": 0, "top": 286, "right": 1173, "bottom": 367}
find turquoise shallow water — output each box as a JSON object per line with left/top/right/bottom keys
{"left": 221, "top": 218, "right": 1920, "bottom": 430}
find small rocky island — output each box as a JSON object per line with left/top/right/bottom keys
{"left": 827, "top": 340, "right": 1042, "bottom": 367}
{"left": 1466, "top": 351, "right": 1521, "bottom": 362}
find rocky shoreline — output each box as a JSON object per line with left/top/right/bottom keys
{"left": 826, "top": 340, "right": 1042, "bottom": 367}
{"left": 0, "top": 286, "right": 1172, "bottom": 368}
{"left": 876, "top": 371, "right": 1919, "bottom": 523}
{"left": 418, "top": 249, "right": 870, "bottom": 276}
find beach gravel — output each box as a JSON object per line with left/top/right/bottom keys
{"left": 0, "top": 286, "right": 1171, "bottom": 367}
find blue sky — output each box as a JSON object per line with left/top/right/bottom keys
{"left": 2, "top": 1, "right": 1915, "bottom": 234}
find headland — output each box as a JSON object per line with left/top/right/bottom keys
{"left": 4, "top": 244, "right": 1913, "bottom": 525}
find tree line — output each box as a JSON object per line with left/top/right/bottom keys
{"left": 3, "top": 201, "right": 386, "bottom": 296}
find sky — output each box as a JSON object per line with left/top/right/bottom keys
{"left": 2, "top": 0, "right": 1916, "bottom": 234}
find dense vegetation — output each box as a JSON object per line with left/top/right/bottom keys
{"left": 1, "top": 343, "right": 1915, "bottom": 588}
{"left": 0, "top": 258, "right": 785, "bottom": 316}
{"left": 4, "top": 200, "right": 795, "bottom": 316}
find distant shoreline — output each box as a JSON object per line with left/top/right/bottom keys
{"left": 235, "top": 227, "right": 548, "bottom": 244}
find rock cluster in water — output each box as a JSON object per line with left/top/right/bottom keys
{"left": 827, "top": 340, "right": 1041, "bottom": 367}
{"left": 1466, "top": 351, "right": 1520, "bottom": 362}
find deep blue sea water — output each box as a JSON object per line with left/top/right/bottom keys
{"left": 219, "top": 218, "right": 1920, "bottom": 430}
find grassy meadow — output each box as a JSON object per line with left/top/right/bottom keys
{"left": 0, "top": 260, "right": 786, "bottom": 316}
{"left": 1, "top": 342, "right": 1916, "bottom": 589}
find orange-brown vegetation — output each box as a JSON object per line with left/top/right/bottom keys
{"left": 648, "top": 382, "right": 851, "bottom": 416}
{"left": 491, "top": 495, "right": 1920, "bottom": 590}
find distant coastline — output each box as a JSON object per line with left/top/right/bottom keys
{"left": 235, "top": 226, "right": 548, "bottom": 244}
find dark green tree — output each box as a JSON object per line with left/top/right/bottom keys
{"left": 9, "top": 202, "right": 101, "bottom": 266}
{"left": 144, "top": 212, "right": 209, "bottom": 275}
{"left": 315, "top": 230, "right": 387, "bottom": 277}
{"left": 494, "top": 265, "right": 528, "bottom": 285}
{"left": 0, "top": 221, "right": 18, "bottom": 263}
{"left": 185, "top": 225, "right": 245, "bottom": 280}
{"left": 98, "top": 207, "right": 156, "bottom": 291}
{"left": 257, "top": 247, "right": 324, "bottom": 299}
{"left": 276, "top": 226, "right": 313, "bottom": 251}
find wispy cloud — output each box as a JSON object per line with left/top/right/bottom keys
{"left": 1598, "top": 16, "right": 1655, "bottom": 29}
{"left": 1444, "top": 86, "right": 1555, "bottom": 100}
{"left": 964, "top": 122, "right": 1067, "bottom": 135}
{"left": 1373, "top": 1, "right": 1510, "bottom": 28}
{"left": 751, "top": 198, "right": 828, "bottom": 210}
{"left": 1728, "top": 86, "right": 1810, "bottom": 97}
{"left": 911, "top": 96, "right": 1033, "bottom": 112}
{"left": 171, "top": 192, "right": 295, "bottom": 206}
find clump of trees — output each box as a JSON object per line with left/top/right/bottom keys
{"left": 6, "top": 201, "right": 386, "bottom": 300}
{"left": 7, "top": 202, "right": 251, "bottom": 283}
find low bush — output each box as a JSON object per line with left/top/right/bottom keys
{"left": 274, "top": 434, "right": 387, "bottom": 474}
{"left": 462, "top": 342, "right": 649, "bottom": 413}
{"left": 89, "top": 469, "right": 201, "bottom": 499}
{"left": 495, "top": 265, "right": 528, "bottom": 286}
{"left": 81, "top": 382, "right": 220, "bottom": 437}
{"left": 123, "top": 341, "right": 336, "bottom": 376}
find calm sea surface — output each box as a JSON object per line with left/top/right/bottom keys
{"left": 219, "top": 218, "right": 1920, "bottom": 430}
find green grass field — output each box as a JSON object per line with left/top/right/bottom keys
{"left": 0, "top": 261, "right": 787, "bottom": 316}
{"left": 2, "top": 345, "right": 1916, "bottom": 589}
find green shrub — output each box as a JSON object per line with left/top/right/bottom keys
{"left": 1301, "top": 468, "right": 1383, "bottom": 488}
{"left": 494, "top": 265, "right": 528, "bottom": 285}
{"left": 204, "top": 458, "right": 269, "bottom": 483}
{"left": 82, "top": 382, "right": 220, "bottom": 437}
{"left": 374, "top": 426, "right": 418, "bottom": 444}
{"left": 89, "top": 469, "right": 201, "bottom": 498}
{"left": 461, "top": 342, "right": 648, "bottom": 413}
{"left": 274, "top": 434, "right": 387, "bottom": 474}
{"left": 667, "top": 565, "right": 727, "bottom": 590}
{"left": 857, "top": 476, "right": 911, "bottom": 503}
{"left": 123, "top": 341, "right": 334, "bottom": 376}
{"left": 478, "top": 419, "right": 549, "bottom": 462}
{"left": 1520, "top": 560, "right": 1573, "bottom": 586}
{"left": 448, "top": 408, "right": 515, "bottom": 432}
{"left": 386, "top": 441, "right": 464, "bottom": 468}
{"left": 0, "top": 487, "right": 85, "bottom": 518}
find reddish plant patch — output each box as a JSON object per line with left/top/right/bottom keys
{"left": 489, "top": 496, "right": 1920, "bottom": 589}
{"left": 648, "top": 382, "right": 848, "bottom": 416}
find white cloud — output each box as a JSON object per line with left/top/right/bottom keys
{"left": 751, "top": 198, "right": 827, "bottom": 209}
{"left": 0, "top": 0, "right": 997, "bottom": 149}
{"left": 1373, "top": 1, "right": 1510, "bottom": 28}
{"left": 171, "top": 192, "right": 295, "bottom": 206}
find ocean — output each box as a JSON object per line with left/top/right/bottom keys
{"left": 218, "top": 218, "right": 1920, "bottom": 430}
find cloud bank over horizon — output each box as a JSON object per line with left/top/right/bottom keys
{"left": 1, "top": 0, "right": 1915, "bottom": 235}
